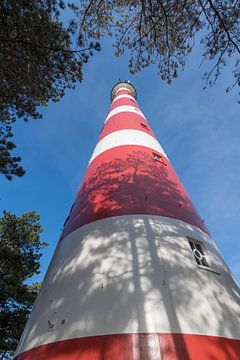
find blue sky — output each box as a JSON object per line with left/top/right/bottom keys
{"left": 1, "top": 35, "right": 240, "bottom": 284}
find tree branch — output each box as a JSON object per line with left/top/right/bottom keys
{"left": 207, "top": 0, "right": 240, "bottom": 54}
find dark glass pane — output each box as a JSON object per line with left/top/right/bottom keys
{"left": 201, "top": 257, "right": 209, "bottom": 267}
{"left": 196, "top": 243, "right": 204, "bottom": 254}
{"left": 194, "top": 256, "right": 201, "bottom": 265}
{"left": 189, "top": 241, "right": 195, "bottom": 251}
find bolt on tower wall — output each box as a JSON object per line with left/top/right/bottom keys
{"left": 15, "top": 83, "right": 240, "bottom": 359}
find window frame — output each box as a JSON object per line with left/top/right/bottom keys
{"left": 187, "top": 237, "right": 220, "bottom": 275}
{"left": 152, "top": 152, "right": 166, "bottom": 165}
{"left": 188, "top": 239, "right": 209, "bottom": 268}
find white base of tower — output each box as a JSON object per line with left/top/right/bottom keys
{"left": 15, "top": 215, "right": 240, "bottom": 358}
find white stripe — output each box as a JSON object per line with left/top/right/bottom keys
{"left": 89, "top": 129, "right": 167, "bottom": 164}
{"left": 15, "top": 215, "right": 239, "bottom": 355}
{"left": 112, "top": 94, "right": 136, "bottom": 103}
{"left": 105, "top": 105, "right": 146, "bottom": 123}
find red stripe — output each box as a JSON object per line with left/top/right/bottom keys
{"left": 99, "top": 112, "right": 156, "bottom": 141}
{"left": 14, "top": 333, "right": 240, "bottom": 360}
{"left": 110, "top": 97, "right": 138, "bottom": 110}
{"left": 61, "top": 145, "right": 208, "bottom": 240}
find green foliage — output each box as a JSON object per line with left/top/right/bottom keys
{"left": 0, "top": 118, "right": 25, "bottom": 181}
{"left": 0, "top": 211, "right": 46, "bottom": 359}
{"left": 77, "top": 0, "right": 240, "bottom": 98}
{"left": 0, "top": 0, "right": 100, "bottom": 180}
{"left": 1, "top": 1, "right": 239, "bottom": 181}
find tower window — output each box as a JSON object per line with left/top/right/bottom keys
{"left": 152, "top": 152, "right": 166, "bottom": 164}
{"left": 141, "top": 123, "right": 149, "bottom": 130}
{"left": 188, "top": 240, "right": 209, "bottom": 268}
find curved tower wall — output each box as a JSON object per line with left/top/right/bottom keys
{"left": 15, "top": 83, "right": 240, "bottom": 360}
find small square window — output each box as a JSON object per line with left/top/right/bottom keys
{"left": 153, "top": 153, "right": 161, "bottom": 161}
{"left": 152, "top": 152, "right": 166, "bottom": 164}
{"left": 141, "top": 123, "right": 149, "bottom": 130}
{"left": 188, "top": 239, "right": 209, "bottom": 268}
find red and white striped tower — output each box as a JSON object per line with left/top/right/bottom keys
{"left": 15, "top": 82, "right": 240, "bottom": 360}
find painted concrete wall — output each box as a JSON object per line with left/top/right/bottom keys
{"left": 14, "top": 83, "right": 240, "bottom": 360}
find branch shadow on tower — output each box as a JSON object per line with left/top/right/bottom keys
{"left": 17, "top": 149, "right": 240, "bottom": 360}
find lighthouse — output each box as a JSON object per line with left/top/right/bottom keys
{"left": 15, "top": 82, "right": 240, "bottom": 359}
